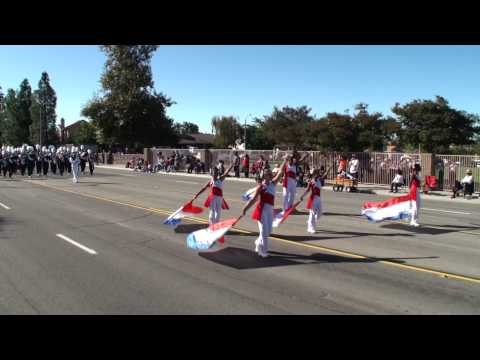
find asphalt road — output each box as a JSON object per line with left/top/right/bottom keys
{"left": 0, "top": 168, "right": 479, "bottom": 314}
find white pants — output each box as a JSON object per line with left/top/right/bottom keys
{"left": 208, "top": 196, "right": 222, "bottom": 225}
{"left": 283, "top": 181, "right": 296, "bottom": 211}
{"left": 256, "top": 204, "right": 273, "bottom": 254}
{"left": 307, "top": 197, "right": 322, "bottom": 232}
{"left": 72, "top": 161, "right": 80, "bottom": 183}
{"left": 411, "top": 189, "right": 421, "bottom": 223}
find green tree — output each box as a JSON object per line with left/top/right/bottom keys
{"left": 70, "top": 121, "right": 98, "bottom": 144}
{"left": 245, "top": 119, "right": 275, "bottom": 150}
{"left": 353, "top": 103, "right": 386, "bottom": 151}
{"left": 81, "top": 46, "right": 177, "bottom": 149}
{"left": 261, "top": 106, "right": 314, "bottom": 149}
{"left": 16, "top": 79, "right": 33, "bottom": 143}
{"left": 173, "top": 121, "right": 199, "bottom": 136}
{"left": 1, "top": 80, "right": 34, "bottom": 145}
{"left": 2, "top": 89, "right": 21, "bottom": 144}
{"left": 392, "top": 96, "right": 479, "bottom": 153}
{"left": 315, "top": 113, "right": 358, "bottom": 151}
{"left": 30, "top": 72, "right": 58, "bottom": 145}
{"left": 211, "top": 116, "right": 242, "bottom": 148}
{"left": 0, "top": 86, "right": 5, "bottom": 142}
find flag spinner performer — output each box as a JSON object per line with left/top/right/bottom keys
{"left": 282, "top": 151, "right": 310, "bottom": 211}
{"left": 192, "top": 162, "right": 235, "bottom": 225}
{"left": 242, "top": 155, "right": 290, "bottom": 258}
{"left": 409, "top": 163, "right": 422, "bottom": 227}
{"left": 300, "top": 167, "right": 323, "bottom": 234}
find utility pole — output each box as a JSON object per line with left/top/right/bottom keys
{"left": 244, "top": 113, "right": 251, "bottom": 150}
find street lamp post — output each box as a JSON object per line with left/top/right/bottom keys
{"left": 244, "top": 113, "right": 251, "bottom": 150}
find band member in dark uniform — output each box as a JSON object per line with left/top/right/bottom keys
{"left": 49, "top": 146, "right": 57, "bottom": 175}
{"left": 79, "top": 145, "right": 88, "bottom": 174}
{"left": 19, "top": 146, "right": 27, "bottom": 176}
{"left": 26, "top": 146, "right": 36, "bottom": 177}
{"left": 42, "top": 146, "right": 50, "bottom": 176}
{"left": 35, "top": 144, "right": 43, "bottom": 176}
{"left": 9, "top": 147, "right": 18, "bottom": 177}
{"left": 65, "top": 146, "right": 72, "bottom": 174}
{"left": 57, "top": 147, "right": 65, "bottom": 176}
{"left": 1, "top": 149, "right": 9, "bottom": 177}
{"left": 87, "top": 149, "right": 95, "bottom": 176}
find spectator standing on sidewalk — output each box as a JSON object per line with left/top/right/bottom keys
{"left": 242, "top": 153, "right": 250, "bottom": 178}
{"left": 233, "top": 151, "right": 241, "bottom": 177}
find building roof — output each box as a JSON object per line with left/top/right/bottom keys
{"left": 65, "top": 120, "right": 88, "bottom": 131}
{"left": 178, "top": 133, "right": 215, "bottom": 145}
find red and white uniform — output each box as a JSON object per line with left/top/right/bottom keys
{"left": 252, "top": 181, "right": 276, "bottom": 255}
{"left": 204, "top": 179, "right": 229, "bottom": 224}
{"left": 282, "top": 163, "right": 297, "bottom": 211}
{"left": 409, "top": 174, "right": 421, "bottom": 224}
{"left": 306, "top": 178, "right": 322, "bottom": 233}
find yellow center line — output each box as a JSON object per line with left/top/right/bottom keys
{"left": 23, "top": 179, "right": 480, "bottom": 285}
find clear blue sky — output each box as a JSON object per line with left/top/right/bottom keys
{"left": 1, "top": 45, "right": 479, "bottom": 133}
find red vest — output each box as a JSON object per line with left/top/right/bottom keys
{"left": 306, "top": 181, "right": 321, "bottom": 209}
{"left": 252, "top": 186, "right": 275, "bottom": 221}
{"left": 204, "top": 183, "right": 229, "bottom": 209}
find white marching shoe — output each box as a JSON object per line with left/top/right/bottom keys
{"left": 307, "top": 227, "right": 316, "bottom": 234}
{"left": 410, "top": 220, "right": 420, "bottom": 227}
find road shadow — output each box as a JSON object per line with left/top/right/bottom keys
{"left": 380, "top": 223, "right": 480, "bottom": 235}
{"left": 280, "top": 230, "right": 414, "bottom": 242}
{"left": 78, "top": 182, "right": 119, "bottom": 186}
{"left": 228, "top": 227, "right": 414, "bottom": 241}
{"left": 198, "top": 246, "right": 438, "bottom": 270}
{"left": 174, "top": 223, "right": 208, "bottom": 233}
{"left": 323, "top": 212, "right": 362, "bottom": 217}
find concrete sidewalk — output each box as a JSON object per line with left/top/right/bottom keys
{"left": 96, "top": 164, "right": 479, "bottom": 204}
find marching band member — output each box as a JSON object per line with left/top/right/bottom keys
{"left": 26, "top": 146, "right": 36, "bottom": 177}
{"left": 80, "top": 145, "right": 88, "bottom": 174}
{"left": 41, "top": 146, "right": 50, "bottom": 176}
{"left": 300, "top": 168, "right": 323, "bottom": 234}
{"left": 35, "top": 144, "right": 43, "bottom": 176}
{"left": 49, "top": 146, "right": 57, "bottom": 175}
{"left": 70, "top": 146, "right": 81, "bottom": 183}
{"left": 193, "top": 162, "right": 234, "bottom": 225}
{"left": 242, "top": 156, "right": 289, "bottom": 258}
{"left": 19, "top": 146, "right": 27, "bottom": 176}
{"left": 87, "top": 149, "right": 95, "bottom": 176}
{"left": 65, "top": 146, "right": 72, "bottom": 174}
{"left": 282, "top": 152, "right": 309, "bottom": 211}
{"left": 57, "top": 147, "right": 65, "bottom": 176}
{"left": 409, "top": 163, "right": 422, "bottom": 227}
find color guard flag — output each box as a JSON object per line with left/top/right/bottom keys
{"left": 272, "top": 201, "right": 302, "bottom": 228}
{"left": 163, "top": 201, "right": 203, "bottom": 226}
{"left": 187, "top": 217, "right": 240, "bottom": 250}
{"left": 361, "top": 192, "right": 416, "bottom": 222}
{"left": 241, "top": 186, "right": 258, "bottom": 201}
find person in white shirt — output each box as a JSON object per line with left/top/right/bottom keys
{"left": 452, "top": 169, "right": 474, "bottom": 199}
{"left": 390, "top": 169, "right": 404, "bottom": 193}
{"left": 348, "top": 154, "right": 359, "bottom": 180}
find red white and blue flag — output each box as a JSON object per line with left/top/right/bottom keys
{"left": 163, "top": 201, "right": 203, "bottom": 226}
{"left": 241, "top": 186, "right": 258, "bottom": 201}
{"left": 187, "top": 217, "right": 240, "bottom": 250}
{"left": 361, "top": 191, "right": 416, "bottom": 222}
{"left": 272, "top": 200, "right": 301, "bottom": 228}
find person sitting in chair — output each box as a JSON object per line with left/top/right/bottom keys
{"left": 390, "top": 169, "right": 404, "bottom": 193}
{"left": 452, "top": 169, "right": 474, "bottom": 199}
